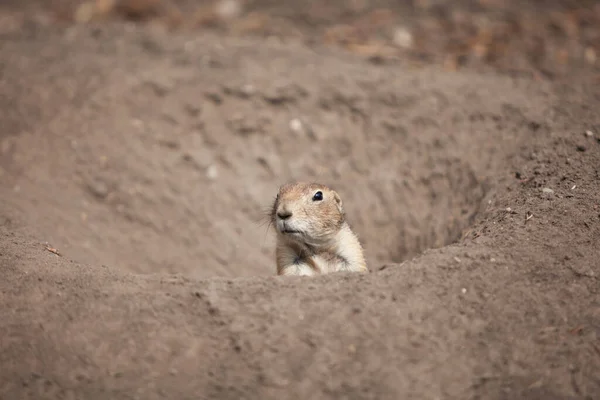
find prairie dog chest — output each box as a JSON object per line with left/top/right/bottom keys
{"left": 276, "top": 242, "right": 345, "bottom": 275}
{"left": 311, "top": 252, "right": 348, "bottom": 273}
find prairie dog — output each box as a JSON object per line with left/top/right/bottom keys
{"left": 270, "top": 182, "right": 368, "bottom": 276}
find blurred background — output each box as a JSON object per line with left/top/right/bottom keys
{"left": 2, "top": 0, "right": 599, "bottom": 76}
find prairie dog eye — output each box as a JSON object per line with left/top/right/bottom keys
{"left": 312, "top": 191, "right": 323, "bottom": 201}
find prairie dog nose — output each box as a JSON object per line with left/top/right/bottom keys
{"left": 277, "top": 209, "right": 292, "bottom": 220}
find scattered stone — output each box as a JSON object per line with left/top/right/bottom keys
{"left": 576, "top": 144, "right": 586, "bottom": 152}
{"left": 215, "top": 0, "right": 242, "bottom": 20}
{"left": 584, "top": 47, "right": 597, "bottom": 65}
{"left": 240, "top": 84, "right": 255, "bottom": 97}
{"left": 585, "top": 130, "right": 594, "bottom": 137}
{"left": 541, "top": 187, "right": 554, "bottom": 199}
{"left": 206, "top": 165, "right": 218, "bottom": 180}
{"left": 392, "top": 27, "right": 414, "bottom": 49}
{"left": 571, "top": 185, "right": 577, "bottom": 190}
{"left": 87, "top": 178, "right": 109, "bottom": 199}
{"left": 289, "top": 118, "right": 303, "bottom": 134}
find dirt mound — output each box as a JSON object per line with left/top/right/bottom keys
{"left": 1, "top": 3, "right": 600, "bottom": 400}
{"left": 1, "top": 24, "right": 551, "bottom": 278}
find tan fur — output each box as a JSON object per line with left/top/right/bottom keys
{"left": 270, "top": 182, "right": 368, "bottom": 276}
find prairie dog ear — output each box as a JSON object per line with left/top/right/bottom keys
{"left": 332, "top": 191, "right": 343, "bottom": 213}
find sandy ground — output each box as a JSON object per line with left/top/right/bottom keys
{"left": 1, "top": 1, "right": 599, "bottom": 399}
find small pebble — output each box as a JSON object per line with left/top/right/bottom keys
{"left": 585, "top": 130, "right": 594, "bottom": 137}
{"left": 215, "top": 0, "right": 242, "bottom": 20}
{"left": 240, "top": 84, "right": 255, "bottom": 97}
{"left": 392, "top": 27, "right": 414, "bottom": 49}
{"left": 576, "top": 145, "right": 586, "bottom": 152}
{"left": 541, "top": 187, "right": 554, "bottom": 199}
{"left": 87, "top": 179, "right": 109, "bottom": 199}
{"left": 584, "top": 47, "right": 597, "bottom": 64}
{"left": 206, "top": 165, "right": 218, "bottom": 180}
{"left": 289, "top": 118, "right": 303, "bottom": 134}
{"left": 571, "top": 185, "right": 576, "bottom": 190}
{"left": 461, "top": 288, "right": 467, "bottom": 294}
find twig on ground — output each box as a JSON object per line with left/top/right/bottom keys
{"left": 44, "top": 244, "right": 62, "bottom": 257}
{"left": 526, "top": 211, "right": 533, "bottom": 222}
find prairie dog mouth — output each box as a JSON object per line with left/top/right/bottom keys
{"left": 281, "top": 228, "right": 302, "bottom": 235}
{"left": 277, "top": 223, "right": 302, "bottom": 235}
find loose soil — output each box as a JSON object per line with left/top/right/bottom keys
{"left": 1, "top": 1, "right": 599, "bottom": 399}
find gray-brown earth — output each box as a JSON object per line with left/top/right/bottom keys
{"left": 1, "top": 1, "right": 599, "bottom": 399}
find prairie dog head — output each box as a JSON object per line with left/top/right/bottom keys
{"left": 271, "top": 182, "right": 345, "bottom": 247}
